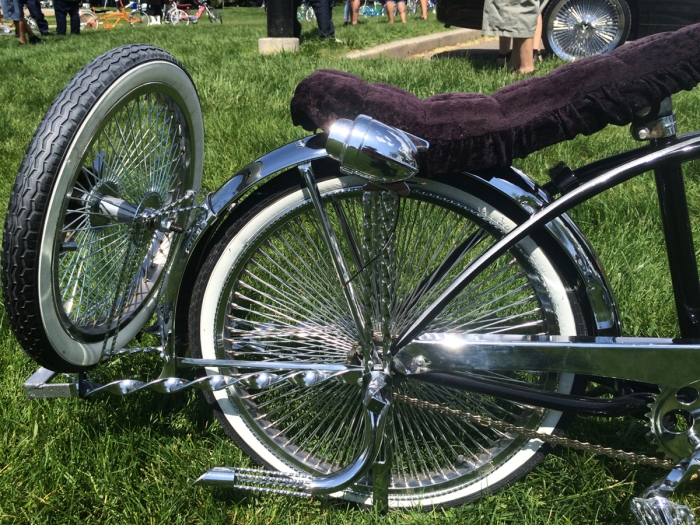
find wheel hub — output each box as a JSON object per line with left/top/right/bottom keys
{"left": 573, "top": 15, "right": 598, "bottom": 35}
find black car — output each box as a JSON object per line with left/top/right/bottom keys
{"left": 436, "top": 0, "right": 700, "bottom": 60}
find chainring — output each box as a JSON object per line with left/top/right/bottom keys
{"left": 648, "top": 380, "right": 700, "bottom": 461}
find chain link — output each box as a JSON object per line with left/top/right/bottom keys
{"left": 394, "top": 393, "right": 675, "bottom": 470}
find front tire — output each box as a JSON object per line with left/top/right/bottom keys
{"left": 542, "top": 0, "right": 631, "bottom": 61}
{"left": 189, "top": 171, "right": 590, "bottom": 508}
{"left": 2, "top": 45, "right": 204, "bottom": 372}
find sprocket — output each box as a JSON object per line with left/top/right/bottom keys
{"left": 648, "top": 380, "right": 700, "bottom": 462}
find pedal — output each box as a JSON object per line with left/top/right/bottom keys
{"left": 194, "top": 467, "right": 312, "bottom": 497}
{"left": 631, "top": 496, "right": 696, "bottom": 525}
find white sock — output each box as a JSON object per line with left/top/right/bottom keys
{"left": 154, "top": 15, "right": 161, "bottom": 23}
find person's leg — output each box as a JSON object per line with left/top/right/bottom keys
{"left": 351, "top": 0, "right": 358, "bottom": 23}
{"left": 511, "top": 37, "right": 534, "bottom": 73}
{"left": 22, "top": 0, "right": 49, "bottom": 34}
{"left": 385, "top": 0, "right": 393, "bottom": 22}
{"left": 418, "top": 0, "right": 426, "bottom": 18}
{"left": 69, "top": 0, "right": 79, "bottom": 33}
{"left": 396, "top": 0, "right": 405, "bottom": 23}
{"left": 533, "top": 13, "right": 543, "bottom": 61}
{"left": 54, "top": 0, "right": 67, "bottom": 33}
{"left": 497, "top": 36, "right": 511, "bottom": 66}
{"left": 343, "top": 0, "right": 349, "bottom": 21}
{"left": 308, "top": 0, "right": 334, "bottom": 37}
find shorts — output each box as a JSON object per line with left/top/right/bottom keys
{"left": 1, "top": 0, "right": 23, "bottom": 21}
{"left": 482, "top": 0, "right": 540, "bottom": 39}
{"left": 380, "top": 0, "right": 405, "bottom": 4}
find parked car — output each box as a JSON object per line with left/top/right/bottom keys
{"left": 436, "top": 0, "right": 700, "bottom": 61}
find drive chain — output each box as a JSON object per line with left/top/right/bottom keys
{"left": 394, "top": 394, "right": 675, "bottom": 470}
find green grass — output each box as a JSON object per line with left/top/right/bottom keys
{"left": 3, "top": 8, "right": 700, "bottom": 524}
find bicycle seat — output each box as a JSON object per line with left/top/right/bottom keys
{"left": 291, "top": 23, "right": 700, "bottom": 174}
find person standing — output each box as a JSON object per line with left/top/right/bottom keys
{"left": 54, "top": 0, "right": 80, "bottom": 34}
{"left": 147, "top": 0, "right": 162, "bottom": 24}
{"left": 385, "top": 0, "right": 405, "bottom": 23}
{"left": 482, "top": 0, "right": 539, "bottom": 74}
{"left": 2, "top": 0, "right": 42, "bottom": 43}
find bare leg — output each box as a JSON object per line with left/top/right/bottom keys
{"left": 533, "top": 14, "right": 543, "bottom": 61}
{"left": 497, "top": 36, "right": 511, "bottom": 66}
{"left": 386, "top": 0, "right": 394, "bottom": 22}
{"left": 419, "top": 0, "right": 426, "bottom": 18}
{"left": 397, "top": 0, "right": 405, "bottom": 22}
{"left": 511, "top": 37, "right": 535, "bottom": 73}
{"left": 351, "top": 0, "right": 359, "bottom": 23}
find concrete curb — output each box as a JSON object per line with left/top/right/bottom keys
{"left": 344, "top": 28, "right": 482, "bottom": 59}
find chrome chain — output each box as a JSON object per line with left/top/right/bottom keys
{"left": 394, "top": 393, "right": 675, "bottom": 469}
{"left": 100, "top": 189, "right": 210, "bottom": 357}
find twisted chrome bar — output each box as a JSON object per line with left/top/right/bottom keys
{"left": 24, "top": 363, "right": 362, "bottom": 398}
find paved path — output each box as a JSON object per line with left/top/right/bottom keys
{"left": 345, "top": 28, "right": 487, "bottom": 59}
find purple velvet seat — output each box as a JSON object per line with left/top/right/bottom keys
{"left": 290, "top": 23, "right": 700, "bottom": 175}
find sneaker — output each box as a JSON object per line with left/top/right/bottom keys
{"left": 29, "top": 35, "right": 44, "bottom": 44}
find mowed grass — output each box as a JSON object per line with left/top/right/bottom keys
{"left": 3, "top": 8, "right": 700, "bottom": 524}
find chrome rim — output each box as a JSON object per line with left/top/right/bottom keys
{"left": 55, "top": 90, "right": 190, "bottom": 339}
{"left": 211, "top": 180, "right": 575, "bottom": 500}
{"left": 547, "top": 0, "right": 626, "bottom": 60}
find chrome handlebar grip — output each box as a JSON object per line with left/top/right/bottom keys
{"left": 326, "top": 115, "right": 429, "bottom": 184}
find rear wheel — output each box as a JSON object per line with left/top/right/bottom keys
{"left": 2, "top": 45, "right": 203, "bottom": 372}
{"left": 189, "top": 172, "right": 590, "bottom": 508}
{"left": 80, "top": 11, "right": 99, "bottom": 29}
{"left": 542, "top": 0, "right": 631, "bottom": 61}
{"left": 129, "top": 9, "right": 149, "bottom": 26}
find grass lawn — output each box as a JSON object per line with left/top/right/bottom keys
{"left": 2, "top": 7, "right": 700, "bottom": 524}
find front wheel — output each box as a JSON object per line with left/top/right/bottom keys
{"left": 207, "top": 7, "right": 222, "bottom": 23}
{"left": 169, "top": 8, "right": 189, "bottom": 24}
{"left": 2, "top": 45, "right": 204, "bottom": 372}
{"left": 542, "top": 0, "right": 632, "bottom": 61}
{"left": 189, "top": 171, "right": 591, "bottom": 509}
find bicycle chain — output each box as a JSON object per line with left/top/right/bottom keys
{"left": 100, "top": 189, "right": 211, "bottom": 357}
{"left": 394, "top": 393, "right": 675, "bottom": 470}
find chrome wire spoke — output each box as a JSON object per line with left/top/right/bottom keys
{"left": 220, "top": 183, "right": 567, "bottom": 493}
{"left": 55, "top": 91, "right": 186, "bottom": 333}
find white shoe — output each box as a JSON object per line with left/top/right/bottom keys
{"left": 154, "top": 15, "right": 161, "bottom": 24}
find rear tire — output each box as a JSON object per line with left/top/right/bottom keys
{"left": 189, "top": 171, "right": 591, "bottom": 509}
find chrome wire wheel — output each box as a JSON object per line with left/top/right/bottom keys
{"left": 2, "top": 46, "right": 203, "bottom": 371}
{"left": 57, "top": 90, "right": 188, "bottom": 339}
{"left": 191, "top": 175, "right": 588, "bottom": 508}
{"left": 543, "top": 0, "right": 631, "bottom": 61}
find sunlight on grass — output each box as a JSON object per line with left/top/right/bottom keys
{"left": 2, "top": 9, "right": 700, "bottom": 523}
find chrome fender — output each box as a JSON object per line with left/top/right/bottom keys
{"left": 166, "top": 135, "right": 620, "bottom": 366}
{"left": 480, "top": 166, "right": 620, "bottom": 336}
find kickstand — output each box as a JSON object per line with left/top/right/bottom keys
{"left": 631, "top": 446, "right": 700, "bottom": 525}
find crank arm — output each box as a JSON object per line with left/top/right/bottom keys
{"left": 395, "top": 334, "right": 700, "bottom": 388}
